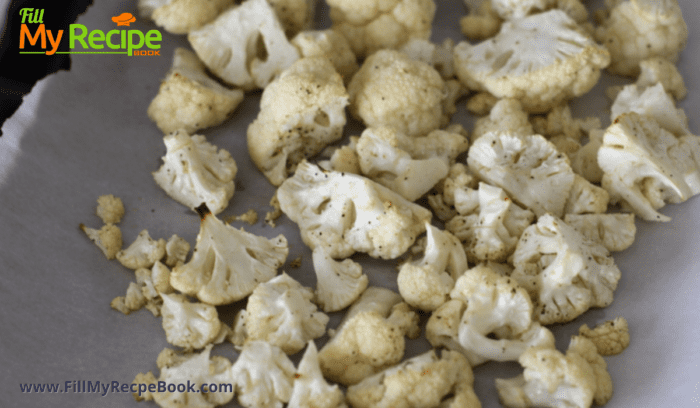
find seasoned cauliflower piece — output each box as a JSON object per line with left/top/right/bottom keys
{"left": 427, "top": 163, "right": 478, "bottom": 221}
{"left": 247, "top": 57, "right": 349, "bottom": 186}
{"left": 276, "top": 161, "right": 432, "bottom": 259}
{"left": 326, "top": 0, "right": 435, "bottom": 59}
{"left": 579, "top": 316, "right": 630, "bottom": 356}
{"left": 96, "top": 194, "right": 125, "bottom": 224}
{"left": 147, "top": 48, "right": 244, "bottom": 135}
{"left": 595, "top": 0, "right": 688, "bottom": 76}
{"left": 133, "top": 345, "right": 234, "bottom": 408}
{"left": 231, "top": 341, "right": 296, "bottom": 408}
{"left": 567, "top": 335, "right": 614, "bottom": 405}
{"left": 153, "top": 130, "right": 237, "bottom": 215}
{"left": 347, "top": 50, "right": 447, "bottom": 137}
{"left": 471, "top": 98, "right": 534, "bottom": 142}
{"left": 355, "top": 126, "right": 469, "bottom": 201}
{"left": 80, "top": 223, "right": 122, "bottom": 260}
{"left": 397, "top": 223, "right": 467, "bottom": 311}
{"left": 454, "top": 10, "right": 610, "bottom": 113}
{"left": 288, "top": 342, "right": 347, "bottom": 408}
{"left": 188, "top": 0, "right": 299, "bottom": 90}
{"left": 111, "top": 281, "right": 147, "bottom": 315}
{"left": 160, "top": 293, "right": 222, "bottom": 350}
{"left": 564, "top": 174, "right": 609, "bottom": 215}
{"left": 233, "top": 273, "right": 328, "bottom": 354}
{"left": 291, "top": 29, "right": 359, "bottom": 82}
{"left": 318, "top": 287, "right": 420, "bottom": 385}
{"left": 459, "top": 0, "right": 502, "bottom": 41}
{"left": 312, "top": 246, "right": 368, "bottom": 313}
{"left": 570, "top": 129, "right": 605, "bottom": 184}
{"left": 117, "top": 229, "right": 166, "bottom": 270}
{"left": 636, "top": 57, "right": 687, "bottom": 100}
{"left": 611, "top": 83, "right": 690, "bottom": 137}
{"left": 597, "top": 113, "right": 700, "bottom": 222}
{"left": 138, "top": 0, "right": 231, "bottom": 34}
{"left": 346, "top": 349, "right": 480, "bottom": 408}
{"left": 112, "top": 263, "right": 174, "bottom": 316}
{"left": 170, "top": 205, "right": 288, "bottom": 305}
{"left": 164, "top": 234, "right": 190, "bottom": 268}
{"left": 491, "top": 0, "right": 588, "bottom": 22}
{"left": 400, "top": 38, "right": 457, "bottom": 79}
{"left": 530, "top": 103, "right": 600, "bottom": 142}
{"left": 267, "top": 0, "right": 316, "bottom": 37}
{"left": 564, "top": 213, "right": 636, "bottom": 252}
{"left": 511, "top": 214, "right": 622, "bottom": 325}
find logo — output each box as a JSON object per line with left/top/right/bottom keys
{"left": 19, "top": 8, "right": 162, "bottom": 56}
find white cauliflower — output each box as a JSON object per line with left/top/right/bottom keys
{"left": 459, "top": 0, "right": 502, "bottom": 41}
{"left": 567, "top": 335, "right": 614, "bottom": 406}
{"left": 287, "top": 341, "right": 347, "bottom": 408}
{"left": 230, "top": 341, "right": 296, "bottom": 408}
{"left": 232, "top": 273, "right": 328, "bottom": 354}
{"left": 170, "top": 204, "right": 288, "bottom": 305}
{"left": 111, "top": 281, "right": 147, "bottom": 315}
{"left": 311, "top": 246, "right": 368, "bottom": 313}
{"left": 160, "top": 293, "right": 222, "bottom": 350}
{"left": 96, "top": 194, "right": 125, "bottom": 224}
{"left": 116, "top": 229, "right": 166, "bottom": 270}
{"left": 570, "top": 128, "right": 605, "bottom": 184}
{"left": 188, "top": 0, "right": 299, "bottom": 90}
{"left": 152, "top": 130, "right": 237, "bottom": 215}
{"left": 355, "top": 126, "right": 469, "bottom": 201}
{"left": 346, "top": 349, "right": 481, "bottom": 408}
{"left": 511, "top": 214, "right": 622, "bottom": 325}
{"left": 347, "top": 49, "right": 447, "bottom": 137}
{"left": 164, "top": 234, "right": 190, "bottom": 268}
{"left": 595, "top": 0, "right": 688, "bottom": 76}
{"left": 399, "top": 38, "right": 458, "bottom": 79}
{"left": 276, "top": 161, "right": 432, "bottom": 259}
{"left": 490, "top": 0, "right": 588, "bottom": 22}
{"left": 80, "top": 223, "right": 122, "bottom": 260}
{"left": 597, "top": 113, "right": 700, "bottom": 222}
{"left": 578, "top": 316, "right": 631, "bottom": 356}
{"left": 397, "top": 223, "right": 467, "bottom": 311}
{"left": 291, "top": 29, "right": 359, "bottom": 82}
{"left": 247, "top": 57, "right": 349, "bottom": 186}
{"left": 147, "top": 48, "right": 244, "bottom": 135}
{"left": 326, "top": 0, "right": 436, "bottom": 59}
{"left": 138, "top": 0, "right": 231, "bottom": 34}
{"left": 471, "top": 98, "right": 534, "bottom": 142}
{"left": 454, "top": 10, "right": 610, "bottom": 113}
{"left": 427, "top": 162, "right": 478, "bottom": 221}
{"left": 530, "top": 103, "right": 601, "bottom": 143}
{"left": 564, "top": 174, "right": 609, "bottom": 215}
{"left": 636, "top": 57, "right": 687, "bottom": 100}
{"left": 318, "top": 287, "right": 420, "bottom": 385}
{"left": 267, "top": 0, "right": 317, "bottom": 37}
{"left": 564, "top": 213, "right": 636, "bottom": 252}
{"left": 112, "top": 262, "right": 174, "bottom": 316}
{"left": 611, "top": 83, "right": 690, "bottom": 137}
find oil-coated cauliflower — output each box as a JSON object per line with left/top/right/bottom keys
{"left": 570, "top": 129, "right": 605, "bottom": 184}
{"left": 117, "top": 229, "right": 166, "bottom": 270}
{"left": 170, "top": 205, "right": 288, "bottom": 305}
{"left": 188, "top": 0, "right": 299, "bottom": 90}
{"left": 636, "top": 57, "right": 687, "bottom": 100}
{"left": 138, "top": 0, "right": 232, "bottom": 34}
{"left": 397, "top": 223, "right": 468, "bottom": 311}
{"left": 81, "top": 223, "right": 122, "bottom": 260}
{"left": 511, "top": 214, "right": 622, "bottom": 325}
{"left": 578, "top": 316, "right": 630, "bottom": 356}
{"left": 326, "top": 0, "right": 436, "bottom": 59}
{"left": 267, "top": 0, "right": 317, "bottom": 37}
{"left": 564, "top": 174, "right": 610, "bottom": 215}
{"left": 597, "top": 113, "right": 700, "bottom": 222}
{"left": 164, "top": 234, "right": 190, "bottom": 268}
{"left": 318, "top": 287, "right": 420, "bottom": 385}
{"left": 160, "top": 293, "right": 222, "bottom": 350}
{"left": 595, "top": 0, "right": 688, "bottom": 76}
{"left": 153, "top": 130, "right": 237, "bottom": 215}
{"left": 147, "top": 48, "right": 244, "bottom": 135}
{"left": 564, "top": 213, "right": 636, "bottom": 252}
{"left": 230, "top": 341, "right": 296, "bottom": 408}
{"left": 291, "top": 29, "right": 359, "bottom": 82}
{"left": 567, "top": 335, "right": 614, "bottom": 405}
{"left": 399, "top": 38, "right": 458, "bottom": 80}
{"left": 247, "top": 57, "right": 349, "bottom": 186}
{"left": 347, "top": 49, "right": 447, "bottom": 137}
{"left": 112, "top": 262, "right": 174, "bottom": 316}
{"left": 96, "top": 194, "right": 125, "bottom": 224}
{"left": 611, "top": 83, "right": 690, "bottom": 137}
{"left": 288, "top": 341, "right": 347, "bottom": 408}
{"left": 530, "top": 103, "right": 600, "bottom": 143}
{"left": 427, "top": 162, "right": 478, "bottom": 221}
{"left": 471, "top": 98, "right": 534, "bottom": 142}
{"left": 454, "top": 10, "right": 610, "bottom": 113}
{"left": 311, "top": 246, "right": 368, "bottom": 313}
{"left": 459, "top": 0, "right": 502, "bottom": 41}
{"left": 276, "top": 161, "right": 432, "bottom": 259}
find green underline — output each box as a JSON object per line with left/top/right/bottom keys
{"left": 19, "top": 51, "right": 129, "bottom": 54}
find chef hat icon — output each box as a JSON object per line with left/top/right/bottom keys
{"left": 112, "top": 12, "right": 136, "bottom": 26}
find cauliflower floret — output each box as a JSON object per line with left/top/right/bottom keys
{"left": 117, "top": 229, "right": 166, "bottom": 270}
{"left": 247, "top": 57, "right": 349, "bottom": 186}
{"left": 312, "top": 246, "right": 369, "bottom": 313}
{"left": 276, "top": 161, "right": 432, "bottom": 259}
{"left": 133, "top": 345, "right": 234, "bottom": 408}
{"left": 267, "top": 0, "right": 316, "bottom": 37}
{"left": 288, "top": 341, "right": 347, "bottom": 408}
{"left": 326, "top": 0, "right": 435, "bottom": 59}
{"left": 164, "top": 234, "right": 190, "bottom": 268}
{"left": 153, "top": 130, "right": 237, "bottom": 215}
{"left": 355, "top": 126, "right": 469, "bottom": 201}
{"left": 231, "top": 341, "right": 296, "bottom": 408}
{"left": 112, "top": 262, "right": 174, "bottom": 316}
{"left": 96, "top": 194, "right": 125, "bottom": 224}
{"left": 564, "top": 174, "right": 609, "bottom": 215}
{"left": 347, "top": 49, "right": 447, "bottom": 137}
{"left": 318, "top": 287, "right": 420, "bottom": 385}
{"left": 454, "top": 10, "right": 610, "bottom": 113}
{"left": 80, "top": 223, "right": 122, "bottom": 260}
{"left": 427, "top": 163, "right": 478, "bottom": 221}
{"left": 597, "top": 113, "right": 700, "bottom": 222}
{"left": 319, "top": 136, "right": 362, "bottom": 174}
{"left": 147, "top": 48, "right": 244, "bottom": 135}
{"left": 233, "top": 273, "right": 328, "bottom": 354}
{"left": 530, "top": 103, "right": 601, "bottom": 143}
{"left": 188, "top": 0, "right": 299, "bottom": 90}
{"left": 291, "top": 29, "right": 359, "bottom": 83}
{"left": 346, "top": 349, "right": 480, "bottom": 408}
{"left": 160, "top": 293, "right": 222, "bottom": 350}
{"left": 564, "top": 213, "right": 636, "bottom": 252}
{"left": 611, "top": 83, "right": 690, "bottom": 137}
{"left": 567, "top": 335, "right": 614, "bottom": 405}
{"left": 445, "top": 182, "right": 535, "bottom": 263}
{"left": 471, "top": 98, "right": 534, "bottom": 142}
{"left": 578, "top": 316, "right": 630, "bottom": 356}
{"left": 397, "top": 223, "right": 467, "bottom": 311}
{"left": 138, "top": 0, "right": 231, "bottom": 34}
{"left": 111, "top": 281, "right": 147, "bottom": 315}
{"left": 170, "top": 204, "right": 288, "bottom": 305}
{"left": 595, "top": 0, "right": 688, "bottom": 76}
{"left": 511, "top": 214, "right": 622, "bottom": 325}
{"left": 570, "top": 129, "right": 605, "bottom": 184}
{"left": 467, "top": 131, "right": 576, "bottom": 217}
{"left": 399, "top": 38, "right": 458, "bottom": 79}
{"left": 459, "top": 0, "right": 502, "bottom": 41}
{"left": 636, "top": 57, "right": 687, "bottom": 100}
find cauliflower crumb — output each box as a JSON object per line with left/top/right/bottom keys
{"left": 225, "top": 209, "right": 259, "bottom": 225}
{"left": 80, "top": 223, "right": 122, "bottom": 260}
{"left": 265, "top": 192, "right": 283, "bottom": 227}
{"left": 96, "top": 194, "right": 125, "bottom": 224}
{"left": 288, "top": 256, "right": 302, "bottom": 268}
{"left": 579, "top": 316, "right": 631, "bottom": 356}
{"left": 116, "top": 230, "right": 166, "bottom": 270}
{"left": 111, "top": 282, "right": 147, "bottom": 315}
